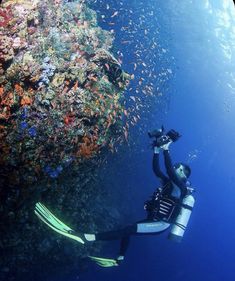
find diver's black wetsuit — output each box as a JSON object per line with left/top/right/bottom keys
{"left": 152, "top": 150, "right": 188, "bottom": 198}
{"left": 95, "top": 149, "right": 188, "bottom": 257}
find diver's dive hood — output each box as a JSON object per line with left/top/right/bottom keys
{"left": 168, "top": 194, "right": 195, "bottom": 242}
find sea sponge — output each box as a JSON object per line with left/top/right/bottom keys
{"left": 52, "top": 73, "right": 65, "bottom": 87}
{"left": 5, "top": 63, "right": 21, "bottom": 80}
{"left": 0, "top": 35, "right": 14, "bottom": 63}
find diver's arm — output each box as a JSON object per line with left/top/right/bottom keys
{"left": 163, "top": 149, "right": 174, "bottom": 174}
{"left": 152, "top": 149, "right": 168, "bottom": 183}
{"left": 163, "top": 149, "right": 188, "bottom": 198}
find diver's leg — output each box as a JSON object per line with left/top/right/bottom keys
{"left": 119, "top": 235, "right": 130, "bottom": 256}
{"left": 85, "top": 220, "right": 170, "bottom": 242}
{"left": 92, "top": 224, "right": 137, "bottom": 241}
{"left": 87, "top": 221, "right": 170, "bottom": 266}
{"left": 116, "top": 221, "right": 170, "bottom": 258}
{"left": 85, "top": 225, "right": 136, "bottom": 266}
{"left": 136, "top": 220, "right": 170, "bottom": 234}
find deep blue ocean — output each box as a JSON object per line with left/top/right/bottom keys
{"left": 79, "top": 0, "right": 235, "bottom": 280}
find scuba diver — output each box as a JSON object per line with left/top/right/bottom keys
{"left": 34, "top": 127, "right": 195, "bottom": 267}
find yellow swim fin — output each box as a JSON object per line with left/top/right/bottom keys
{"left": 88, "top": 256, "right": 119, "bottom": 267}
{"left": 34, "top": 202, "right": 85, "bottom": 244}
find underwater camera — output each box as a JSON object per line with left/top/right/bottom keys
{"left": 148, "top": 126, "right": 181, "bottom": 147}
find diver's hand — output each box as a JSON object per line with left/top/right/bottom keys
{"left": 154, "top": 146, "right": 161, "bottom": 154}
{"left": 161, "top": 140, "right": 172, "bottom": 150}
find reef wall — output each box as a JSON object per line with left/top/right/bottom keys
{"left": 0, "top": 0, "right": 131, "bottom": 189}
{"left": 0, "top": 0, "right": 132, "bottom": 280}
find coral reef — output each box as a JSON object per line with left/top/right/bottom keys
{"left": 0, "top": 0, "right": 132, "bottom": 280}
{"left": 0, "top": 0, "right": 132, "bottom": 189}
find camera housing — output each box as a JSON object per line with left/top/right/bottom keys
{"left": 148, "top": 127, "right": 181, "bottom": 147}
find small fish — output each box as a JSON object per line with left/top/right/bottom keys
{"left": 118, "top": 58, "right": 122, "bottom": 64}
{"left": 106, "top": 94, "right": 113, "bottom": 99}
{"left": 124, "top": 128, "right": 128, "bottom": 141}
{"left": 109, "top": 142, "right": 114, "bottom": 153}
{"left": 83, "top": 21, "right": 88, "bottom": 28}
{"left": 121, "top": 40, "right": 131, "bottom": 44}
{"left": 130, "top": 96, "right": 136, "bottom": 102}
{"left": 51, "top": 101, "right": 56, "bottom": 108}
{"left": 133, "top": 116, "right": 138, "bottom": 123}
{"left": 123, "top": 109, "right": 128, "bottom": 116}
{"left": 104, "top": 63, "right": 110, "bottom": 71}
{"left": 111, "top": 11, "right": 119, "bottom": 18}
{"left": 90, "top": 76, "right": 98, "bottom": 82}
{"left": 73, "top": 81, "right": 78, "bottom": 90}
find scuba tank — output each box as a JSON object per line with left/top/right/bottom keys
{"left": 168, "top": 194, "right": 195, "bottom": 243}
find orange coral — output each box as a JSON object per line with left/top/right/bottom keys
{"left": 21, "top": 95, "right": 32, "bottom": 106}
{"left": 0, "top": 112, "right": 10, "bottom": 120}
{"left": 78, "top": 136, "right": 98, "bottom": 159}
{"left": 14, "top": 84, "right": 24, "bottom": 96}
{"left": 0, "top": 86, "right": 4, "bottom": 97}
{"left": 1, "top": 92, "right": 14, "bottom": 107}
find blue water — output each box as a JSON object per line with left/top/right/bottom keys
{"left": 80, "top": 1, "right": 235, "bottom": 280}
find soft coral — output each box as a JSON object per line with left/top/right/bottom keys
{"left": 0, "top": 5, "right": 13, "bottom": 28}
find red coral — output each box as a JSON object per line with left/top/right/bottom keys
{"left": 0, "top": 5, "right": 13, "bottom": 28}
{"left": 64, "top": 114, "right": 75, "bottom": 125}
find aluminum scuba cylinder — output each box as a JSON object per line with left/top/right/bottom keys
{"left": 168, "top": 194, "right": 195, "bottom": 243}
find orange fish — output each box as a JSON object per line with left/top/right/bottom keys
{"left": 73, "top": 81, "right": 78, "bottom": 90}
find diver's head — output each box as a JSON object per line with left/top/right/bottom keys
{"left": 174, "top": 163, "right": 191, "bottom": 179}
